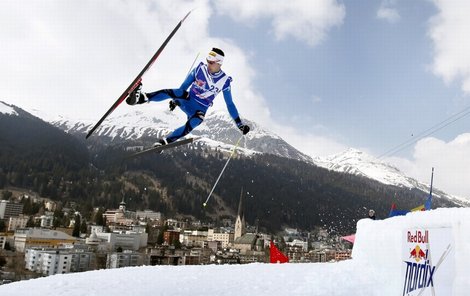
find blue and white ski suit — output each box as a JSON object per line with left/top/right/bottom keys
{"left": 146, "top": 62, "right": 242, "bottom": 143}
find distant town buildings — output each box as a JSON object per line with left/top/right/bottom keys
{"left": 0, "top": 189, "right": 352, "bottom": 285}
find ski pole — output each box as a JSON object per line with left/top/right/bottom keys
{"left": 203, "top": 135, "right": 244, "bottom": 207}
{"left": 186, "top": 52, "right": 200, "bottom": 76}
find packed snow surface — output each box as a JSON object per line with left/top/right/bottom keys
{"left": 1, "top": 208, "right": 469, "bottom": 295}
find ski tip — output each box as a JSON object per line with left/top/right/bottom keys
{"left": 181, "top": 9, "right": 194, "bottom": 23}
{"left": 203, "top": 202, "right": 207, "bottom": 207}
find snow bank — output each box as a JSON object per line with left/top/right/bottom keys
{"left": 353, "top": 208, "right": 470, "bottom": 295}
{"left": 1, "top": 208, "right": 468, "bottom": 296}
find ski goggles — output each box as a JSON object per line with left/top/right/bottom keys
{"left": 207, "top": 51, "right": 224, "bottom": 65}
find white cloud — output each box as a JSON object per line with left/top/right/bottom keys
{"left": 428, "top": 0, "right": 470, "bottom": 94}
{"left": 0, "top": 0, "right": 346, "bottom": 158}
{"left": 386, "top": 134, "right": 470, "bottom": 198}
{"left": 377, "top": 7, "right": 401, "bottom": 23}
{"left": 214, "top": 0, "right": 345, "bottom": 46}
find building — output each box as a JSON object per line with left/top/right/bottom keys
{"left": 207, "top": 229, "right": 234, "bottom": 248}
{"left": 106, "top": 251, "right": 146, "bottom": 268}
{"left": 0, "top": 234, "right": 6, "bottom": 249}
{"left": 286, "top": 239, "right": 309, "bottom": 252}
{"left": 165, "top": 218, "right": 187, "bottom": 229}
{"left": 45, "top": 201, "right": 57, "bottom": 211}
{"left": 136, "top": 210, "right": 162, "bottom": 221}
{"left": 231, "top": 189, "right": 264, "bottom": 258}
{"left": 25, "top": 248, "right": 95, "bottom": 275}
{"left": 179, "top": 230, "right": 207, "bottom": 248}
{"left": 40, "top": 212, "right": 54, "bottom": 228}
{"left": 102, "top": 198, "right": 136, "bottom": 226}
{"left": 334, "top": 250, "right": 352, "bottom": 261}
{"left": 286, "top": 245, "right": 306, "bottom": 262}
{"left": 14, "top": 228, "right": 77, "bottom": 252}
{"left": 25, "top": 249, "right": 71, "bottom": 275}
{"left": 94, "top": 231, "right": 148, "bottom": 251}
{"left": 305, "top": 250, "right": 327, "bottom": 263}
{"left": 163, "top": 230, "right": 180, "bottom": 245}
{"left": 233, "top": 234, "right": 258, "bottom": 254}
{"left": 234, "top": 189, "right": 246, "bottom": 241}
{"left": 0, "top": 200, "right": 23, "bottom": 219}
{"left": 7, "top": 215, "right": 29, "bottom": 231}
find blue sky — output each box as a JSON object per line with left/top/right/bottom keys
{"left": 1, "top": 0, "right": 470, "bottom": 197}
{"left": 211, "top": 0, "right": 466, "bottom": 156}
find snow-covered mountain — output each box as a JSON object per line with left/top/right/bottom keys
{"left": 31, "top": 104, "right": 313, "bottom": 162}
{"left": 314, "top": 148, "right": 469, "bottom": 206}
{"left": 2, "top": 100, "right": 467, "bottom": 205}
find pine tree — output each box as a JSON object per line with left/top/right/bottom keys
{"left": 72, "top": 214, "right": 81, "bottom": 237}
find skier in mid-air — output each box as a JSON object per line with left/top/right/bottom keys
{"left": 126, "top": 47, "right": 250, "bottom": 147}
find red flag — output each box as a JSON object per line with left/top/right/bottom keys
{"left": 270, "top": 241, "right": 289, "bottom": 263}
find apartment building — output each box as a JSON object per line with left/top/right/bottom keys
{"left": 106, "top": 251, "right": 146, "bottom": 268}
{"left": 0, "top": 200, "right": 23, "bottom": 219}
{"left": 25, "top": 248, "right": 95, "bottom": 275}
{"left": 207, "top": 228, "right": 234, "bottom": 248}
{"left": 7, "top": 215, "right": 29, "bottom": 231}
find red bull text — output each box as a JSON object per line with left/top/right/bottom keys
{"left": 407, "top": 230, "right": 428, "bottom": 244}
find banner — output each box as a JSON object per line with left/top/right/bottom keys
{"left": 401, "top": 228, "right": 454, "bottom": 296}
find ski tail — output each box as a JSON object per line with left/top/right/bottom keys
{"left": 128, "top": 137, "right": 199, "bottom": 158}
{"left": 86, "top": 10, "right": 193, "bottom": 139}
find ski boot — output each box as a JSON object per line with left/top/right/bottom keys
{"left": 126, "top": 83, "right": 148, "bottom": 105}
{"left": 153, "top": 138, "right": 169, "bottom": 153}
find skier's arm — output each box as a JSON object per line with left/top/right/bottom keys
{"left": 179, "top": 67, "right": 196, "bottom": 91}
{"left": 223, "top": 87, "right": 250, "bottom": 135}
{"left": 222, "top": 87, "right": 240, "bottom": 122}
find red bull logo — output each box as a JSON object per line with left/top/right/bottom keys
{"left": 409, "top": 245, "right": 426, "bottom": 262}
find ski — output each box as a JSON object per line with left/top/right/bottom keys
{"left": 86, "top": 10, "right": 193, "bottom": 139}
{"left": 129, "top": 137, "right": 198, "bottom": 158}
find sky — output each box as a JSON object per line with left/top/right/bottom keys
{"left": 1, "top": 0, "right": 470, "bottom": 198}
{"left": 0, "top": 208, "right": 468, "bottom": 295}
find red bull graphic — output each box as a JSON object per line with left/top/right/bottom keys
{"left": 402, "top": 228, "right": 454, "bottom": 296}
{"left": 409, "top": 245, "right": 426, "bottom": 262}
{"left": 403, "top": 246, "right": 436, "bottom": 295}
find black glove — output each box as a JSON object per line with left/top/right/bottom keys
{"left": 238, "top": 124, "right": 250, "bottom": 135}
{"left": 169, "top": 100, "right": 179, "bottom": 111}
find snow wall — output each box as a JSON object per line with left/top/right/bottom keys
{"left": 352, "top": 208, "right": 470, "bottom": 295}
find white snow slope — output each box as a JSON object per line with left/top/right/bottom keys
{"left": 0, "top": 101, "right": 17, "bottom": 116}
{"left": 1, "top": 208, "right": 469, "bottom": 296}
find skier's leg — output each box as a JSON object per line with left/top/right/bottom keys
{"left": 146, "top": 89, "right": 188, "bottom": 102}
{"left": 166, "top": 111, "right": 205, "bottom": 143}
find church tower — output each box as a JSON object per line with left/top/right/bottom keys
{"left": 119, "top": 197, "right": 126, "bottom": 213}
{"left": 234, "top": 188, "right": 246, "bottom": 240}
